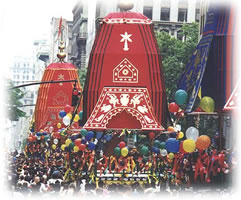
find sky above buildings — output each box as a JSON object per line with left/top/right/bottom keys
{"left": 0, "top": 0, "right": 78, "bottom": 69}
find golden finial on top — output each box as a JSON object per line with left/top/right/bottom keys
{"left": 57, "top": 40, "right": 66, "bottom": 62}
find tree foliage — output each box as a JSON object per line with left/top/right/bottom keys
{"left": 156, "top": 22, "right": 199, "bottom": 101}
{"left": 78, "top": 67, "right": 88, "bottom": 89}
{"left": 8, "top": 81, "right": 26, "bottom": 121}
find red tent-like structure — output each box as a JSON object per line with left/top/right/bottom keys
{"left": 34, "top": 62, "right": 82, "bottom": 132}
{"left": 83, "top": 12, "right": 169, "bottom": 130}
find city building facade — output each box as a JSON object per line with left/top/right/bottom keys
{"left": 71, "top": 0, "right": 200, "bottom": 69}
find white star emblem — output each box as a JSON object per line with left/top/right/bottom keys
{"left": 120, "top": 32, "right": 132, "bottom": 51}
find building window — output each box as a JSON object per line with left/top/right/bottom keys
{"left": 32, "top": 76, "right": 34, "bottom": 80}
{"left": 160, "top": 29, "right": 169, "bottom": 34}
{"left": 17, "top": 75, "right": 20, "bottom": 79}
{"left": 178, "top": 8, "right": 188, "bottom": 22}
{"left": 177, "top": 30, "right": 183, "bottom": 40}
{"left": 195, "top": 9, "right": 200, "bottom": 22}
{"left": 143, "top": 7, "right": 153, "bottom": 19}
{"left": 30, "top": 109, "right": 33, "bottom": 115}
{"left": 161, "top": 7, "right": 170, "bottom": 21}
{"left": 23, "top": 75, "right": 25, "bottom": 80}
{"left": 26, "top": 75, "right": 29, "bottom": 80}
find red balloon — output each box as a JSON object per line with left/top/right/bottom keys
{"left": 195, "top": 107, "right": 203, "bottom": 112}
{"left": 79, "top": 144, "right": 86, "bottom": 151}
{"left": 149, "top": 131, "right": 155, "bottom": 139}
{"left": 74, "top": 138, "right": 82, "bottom": 147}
{"left": 64, "top": 104, "right": 72, "bottom": 113}
{"left": 28, "top": 137, "right": 33, "bottom": 142}
{"left": 73, "top": 90, "right": 79, "bottom": 95}
{"left": 169, "top": 102, "right": 179, "bottom": 113}
{"left": 119, "top": 141, "right": 126, "bottom": 149}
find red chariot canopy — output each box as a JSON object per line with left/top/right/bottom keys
{"left": 34, "top": 62, "right": 82, "bottom": 132}
{"left": 83, "top": 12, "right": 169, "bottom": 130}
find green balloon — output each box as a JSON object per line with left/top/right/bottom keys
{"left": 153, "top": 140, "right": 161, "bottom": 148}
{"left": 160, "top": 142, "right": 166, "bottom": 149}
{"left": 200, "top": 96, "right": 215, "bottom": 112}
{"left": 79, "top": 111, "right": 83, "bottom": 120}
{"left": 114, "top": 147, "right": 121, "bottom": 156}
{"left": 140, "top": 146, "right": 149, "bottom": 156}
{"left": 81, "top": 129, "right": 88, "bottom": 137}
{"left": 69, "top": 142, "right": 75, "bottom": 150}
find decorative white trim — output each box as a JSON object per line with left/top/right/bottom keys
{"left": 103, "top": 18, "right": 152, "bottom": 24}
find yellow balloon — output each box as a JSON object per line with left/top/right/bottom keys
{"left": 168, "top": 152, "right": 174, "bottom": 159}
{"left": 183, "top": 139, "right": 196, "bottom": 153}
{"left": 73, "top": 146, "right": 79, "bottom": 152}
{"left": 65, "top": 138, "right": 72, "bottom": 146}
{"left": 57, "top": 123, "right": 61, "bottom": 129}
{"left": 61, "top": 144, "right": 66, "bottom": 151}
{"left": 200, "top": 96, "right": 215, "bottom": 112}
{"left": 178, "top": 131, "right": 184, "bottom": 139}
{"left": 73, "top": 114, "right": 80, "bottom": 122}
{"left": 67, "top": 113, "right": 72, "bottom": 119}
{"left": 52, "top": 144, "right": 57, "bottom": 150}
{"left": 121, "top": 147, "right": 128, "bottom": 157}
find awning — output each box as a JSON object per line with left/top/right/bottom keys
{"left": 83, "top": 87, "right": 164, "bottom": 130}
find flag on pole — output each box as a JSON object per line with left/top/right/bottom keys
{"left": 58, "top": 17, "right": 62, "bottom": 38}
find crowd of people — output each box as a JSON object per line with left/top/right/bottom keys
{"left": 4, "top": 131, "right": 237, "bottom": 199}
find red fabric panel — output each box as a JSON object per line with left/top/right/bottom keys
{"left": 106, "top": 110, "right": 142, "bottom": 129}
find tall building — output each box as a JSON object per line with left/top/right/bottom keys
{"left": 71, "top": 0, "right": 200, "bottom": 69}
{"left": 49, "top": 17, "right": 73, "bottom": 63}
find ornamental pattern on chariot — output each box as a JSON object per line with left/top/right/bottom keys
{"left": 84, "top": 87, "right": 163, "bottom": 130}
{"left": 113, "top": 58, "right": 138, "bottom": 83}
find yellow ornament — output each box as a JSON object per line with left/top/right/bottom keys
{"left": 73, "top": 114, "right": 80, "bottom": 122}
{"left": 121, "top": 147, "right": 128, "bottom": 157}
{"left": 168, "top": 152, "right": 174, "bottom": 159}
{"left": 183, "top": 139, "right": 196, "bottom": 153}
{"left": 52, "top": 144, "right": 57, "bottom": 150}
{"left": 57, "top": 123, "right": 61, "bottom": 129}
{"left": 67, "top": 113, "right": 72, "bottom": 119}
{"left": 65, "top": 138, "right": 72, "bottom": 146}
{"left": 178, "top": 131, "right": 184, "bottom": 139}
{"left": 73, "top": 146, "right": 79, "bottom": 152}
{"left": 61, "top": 144, "right": 66, "bottom": 151}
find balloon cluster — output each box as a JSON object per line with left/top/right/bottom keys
{"left": 57, "top": 129, "right": 96, "bottom": 152}
{"left": 58, "top": 104, "right": 83, "bottom": 127}
{"left": 168, "top": 89, "right": 187, "bottom": 119}
{"left": 114, "top": 141, "right": 128, "bottom": 157}
{"left": 180, "top": 126, "right": 211, "bottom": 153}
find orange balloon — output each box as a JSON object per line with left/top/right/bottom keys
{"left": 196, "top": 135, "right": 211, "bottom": 150}
{"left": 167, "top": 126, "right": 175, "bottom": 132}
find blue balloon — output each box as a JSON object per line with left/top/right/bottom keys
{"left": 87, "top": 131, "right": 94, "bottom": 138}
{"left": 71, "top": 134, "right": 80, "bottom": 141}
{"left": 175, "top": 89, "right": 187, "bottom": 105}
{"left": 106, "top": 134, "right": 112, "bottom": 141}
{"left": 36, "top": 132, "right": 42, "bottom": 137}
{"left": 42, "top": 132, "right": 48, "bottom": 136}
{"left": 170, "top": 132, "right": 177, "bottom": 138}
{"left": 59, "top": 110, "right": 67, "bottom": 118}
{"left": 152, "top": 147, "right": 160, "bottom": 154}
{"left": 81, "top": 139, "right": 87, "bottom": 144}
{"left": 165, "top": 138, "right": 179, "bottom": 153}
{"left": 88, "top": 142, "right": 95, "bottom": 150}
{"left": 96, "top": 132, "right": 103, "bottom": 139}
